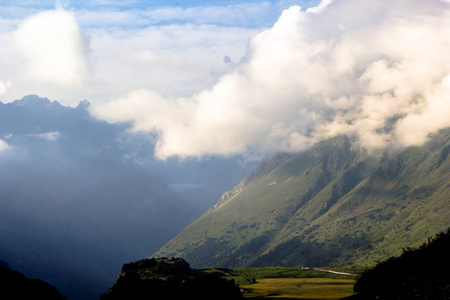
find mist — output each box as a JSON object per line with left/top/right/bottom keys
{"left": 0, "top": 95, "right": 255, "bottom": 299}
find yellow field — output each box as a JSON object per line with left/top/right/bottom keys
{"left": 240, "top": 278, "right": 356, "bottom": 300}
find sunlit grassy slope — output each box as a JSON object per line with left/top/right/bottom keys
{"left": 155, "top": 129, "right": 450, "bottom": 269}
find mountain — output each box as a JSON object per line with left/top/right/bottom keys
{"left": 0, "top": 95, "right": 255, "bottom": 300}
{"left": 154, "top": 129, "right": 450, "bottom": 269}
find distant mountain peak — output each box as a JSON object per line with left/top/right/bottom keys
{"left": 76, "top": 99, "right": 90, "bottom": 109}
{"left": 13, "top": 94, "right": 51, "bottom": 106}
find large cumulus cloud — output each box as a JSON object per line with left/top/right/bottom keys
{"left": 90, "top": 0, "right": 450, "bottom": 159}
{"left": 14, "top": 8, "right": 90, "bottom": 86}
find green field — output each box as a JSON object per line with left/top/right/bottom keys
{"left": 202, "top": 267, "right": 357, "bottom": 300}
{"left": 240, "top": 278, "right": 355, "bottom": 300}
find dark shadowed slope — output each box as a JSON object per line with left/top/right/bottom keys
{"left": 0, "top": 260, "right": 66, "bottom": 300}
{"left": 100, "top": 257, "right": 242, "bottom": 300}
{"left": 351, "top": 228, "right": 450, "bottom": 300}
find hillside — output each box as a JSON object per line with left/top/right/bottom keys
{"left": 0, "top": 261, "right": 66, "bottom": 300}
{"left": 154, "top": 129, "right": 450, "bottom": 269}
{"left": 351, "top": 228, "right": 450, "bottom": 299}
{"left": 100, "top": 257, "right": 242, "bottom": 300}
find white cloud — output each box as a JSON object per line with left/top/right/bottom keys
{"left": 0, "top": 139, "right": 11, "bottom": 154}
{"left": 79, "top": 23, "right": 260, "bottom": 105}
{"left": 14, "top": 8, "right": 89, "bottom": 86}
{"left": 0, "top": 80, "right": 12, "bottom": 96}
{"left": 394, "top": 75, "right": 450, "bottom": 146}
{"left": 306, "top": 0, "right": 334, "bottom": 13}
{"left": 31, "top": 131, "right": 61, "bottom": 141}
{"left": 0, "top": 3, "right": 262, "bottom": 106}
{"left": 92, "top": 0, "right": 450, "bottom": 159}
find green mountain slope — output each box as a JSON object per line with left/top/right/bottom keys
{"left": 154, "top": 129, "right": 450, "bottom": 269}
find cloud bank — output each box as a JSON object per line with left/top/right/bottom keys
{"left": 91, "top": 0, "right": 450, "bottom": 160}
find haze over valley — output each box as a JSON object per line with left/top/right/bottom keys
{"left": 0, "top": 95, "right": 256, "bottom": 299}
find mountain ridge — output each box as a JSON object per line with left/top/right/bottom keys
{"left": 154, "top": 129, "right": 450, "bottom": 269}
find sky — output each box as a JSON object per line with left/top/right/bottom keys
{"left": 1, "top": 0, "right": 450, "bottom": 160}
{"left": 0, "top": 0, "right": 310, "bottom": 104}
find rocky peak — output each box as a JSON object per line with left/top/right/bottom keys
{"left": 11, "top": 95, "right": 52, "bottom": 107}
{"left": 76, "top": 99, "right": 90, "bottom": 110}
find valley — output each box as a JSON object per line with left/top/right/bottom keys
{"left": 1, "top": 1, "right": 450, "bottom": 299}
{"left": 100, "top": 228, "right": 450, "bottom": 300}
{"left": 1, "top": 97, "right": 448, "bottom": 299}
{"left": 233, "top": 267, "right": 357, "bottom": 300}
{"left": 0, "top": 95, "right": 254, "bottom": 299}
